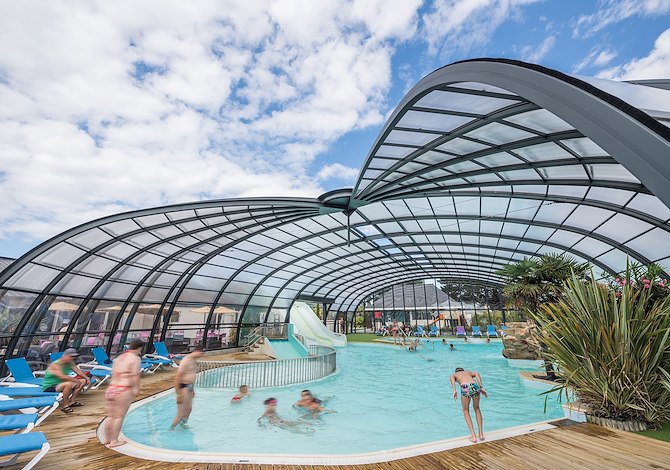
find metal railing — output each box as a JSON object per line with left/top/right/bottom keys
{"left": 195, "top": 345, "right": 336, "bottom": 388}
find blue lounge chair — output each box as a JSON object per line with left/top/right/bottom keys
{"left": 0, "top": 432, "right": 50, "bottom": 469}
{"left": 456, "top": 326, "right": 466, "bottom": 337}
{"left": 2, "top": 359, "right": 43, "bottom": 387}
{"left": 500, "top": 325, "right": 509, "bottom": 337}
{"left": 486, "top": 324, "right": 498, "bottom": 337}
{"left": 90, "top": 348, "right": 151, "bottom": 375}
{"left": 144, "top": 344, "right": 177, "bottom": 369}
{"left": 428, "top": 325, "right": 439, "bottom": 337}
{"left": 415, "top": 325, "right": 428, "bottom": 337}
{"left": 0, "top": 397, "right": 59, "bottom": 426}
{"left": 472, "top": 326, "right": 482, "bottom": 337}
{"left": 0, "top": 387, "right": 60, "bottom": 399}
{"left": 153, "top": 342, "right": 185, "bottom": 362}
{"left": 0, "top": 414, "right": 38, "bottom": 434}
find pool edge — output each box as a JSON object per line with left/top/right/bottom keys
{"left": 98, "top": 415, "right": 557, "bottom": 465}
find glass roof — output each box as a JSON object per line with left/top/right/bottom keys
{"left": 1, "top": 59, "right": 670, "bottom": 351}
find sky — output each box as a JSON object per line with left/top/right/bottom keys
{"left": 1, "top": 0, "right": 670, "bottom": 259}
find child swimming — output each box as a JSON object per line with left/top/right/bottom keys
{"left": 258, "top": 398, "right": 313, "bottom": 434}
{"left": 231, "top": 384, "right": 251, "bottom": 403}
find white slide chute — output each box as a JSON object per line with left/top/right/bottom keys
{"left": 289, "top": 302, "right": 347, "bottom": 347}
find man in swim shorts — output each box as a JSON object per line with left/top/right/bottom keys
{"left": 104, "top": 339, "right": 143, "bottom": 448}
{"left": 451, "top": 367, "right": 488, "bottom": 443}
{"left": 42, "top": 347, "right": 90, "bottom": 413}
{"left": 170, "top": 344, "right": 204, "bottom": 430}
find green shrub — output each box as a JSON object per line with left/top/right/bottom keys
{"left": 532, "top": 271, "right": 670, "bottom": 425}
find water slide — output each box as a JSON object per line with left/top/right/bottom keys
{"left": 289, "top": 301, "right": 347, "bottom": 347}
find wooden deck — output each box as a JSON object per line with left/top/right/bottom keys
{"left": 6, "top": 369, "right": 670, "bottom": 470}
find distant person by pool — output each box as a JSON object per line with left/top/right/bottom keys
{"left": 231, "top": 384, "right": 251, "bottom": 403}
{"left": 463, "top": 336, "right": 468, "bottom": 343}
{"left": 486, "top": 338, "right": 491, "bottom": 344}
{"left": 449, "top": 343, "right": 455, "bottom": 351}
{"left": 451, "top": 367, "right": 488, "bottom": 443}
{"left": 259, "top": 398, "right": 313, "bottom": 434}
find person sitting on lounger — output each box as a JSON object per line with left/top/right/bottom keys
{"left": 231, "top": 384, "right": 251, "bottom": 403}
{"left": 42, "top": 348, "right": 90, "bottom": 413}
{"left": 451, "top": 367, "right": 488, "bottom": 443}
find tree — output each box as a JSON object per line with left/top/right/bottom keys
{"left": 496, "top": 253, "right": 590, "bottom": 313}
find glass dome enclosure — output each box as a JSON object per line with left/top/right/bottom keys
{"left": 1, "top": 59, "right": 670, "bottom": 363}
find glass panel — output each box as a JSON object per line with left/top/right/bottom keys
{"left": 562, "top": 138, "right": 607, "bottom": 157}
{"left": 514, "top": 142, "right": 573, "bottom": 162}
{"left": 465, "top": 122, "right": 535, "bottom": 145}
{"left": 4, "top": 263, "right": 61, "bottom": 291}
{"left": 397, "top": 110, "right": 473, "bottom": 132}
{"left": 504, "top": 109, "right": 573, "bottom": 133}
{"left": 386, "top": 129, "right": 437, "bottom": 146}
{"left": 414, "top": 90, "right": 517, "bottom": 114}
{"left": 437, "top": 138, "right": 489, "bottom": 155}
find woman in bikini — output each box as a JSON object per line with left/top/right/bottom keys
{"left": 103, "top": 339, "right": 143, "bottom": 448}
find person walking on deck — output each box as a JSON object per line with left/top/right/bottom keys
{"left": 103, "top": 339, "right": 143, "bottom": 448}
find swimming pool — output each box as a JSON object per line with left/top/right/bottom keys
{"left": 121, "top": 342, "right": 563, "bottom": 456}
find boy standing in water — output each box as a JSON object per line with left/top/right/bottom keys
{"left": 171, "top": 344, "right": 204, "bottom": 430}
{"left": 451, "top": 367, "right": 488, "bottom": 443}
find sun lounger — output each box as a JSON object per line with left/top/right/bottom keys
{"left": 0, "top": 432, "right": 50, "bottom": 469}
{"left": 428, "top": 325, "right": 440, "bottom": 337}
{"left": 415, "top": 325, "right": 428, "bottom": 337}
{"left": 486, "top": 324, "right": 498, "bottom": 337}
{"left": 0, "top": 397, "right": 59, "bottom": 426}
{"left": 1, "top": 359, "right": 43, "bottom": 387}
{"left": 90, "top": 348, "right": 151, "bottom": 375}
{"left": 500, "top": 325, "right": 509, "bottom": 337}
{"left": 0, "top": 414, "right": 38, "bottom": 434}
{"left": 152, "top": 342, "right": 185, "bottom": 362}
{"left": 0, "top": 387, "right": 60, "bottom": 399}
{"left": 456, "top": 326, "right": 466, "bottom": 337}
{"left": 471, "top": 326, "right": 482, "bottom": 337}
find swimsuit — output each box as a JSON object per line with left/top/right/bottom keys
{"left": 460, "top": 382, "right": 481, "bottom": 398}
{"left": 105, "top": 384, "right": 130, "bottom": 400}
{"left": 178, "top": 383, "right": 194, "bottom": 392}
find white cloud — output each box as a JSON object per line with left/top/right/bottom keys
{"left": 519, "top": 35, "right": 556, "bottom": 63}
{"left": 316, "top": 163, "right": 360, "bottom": 183}
{"left": 0, "top": 0, "right": 423, "bottom": 245}
{"left": 597, "top": 27, "right": 670, "bottom": 79}
{"left": 573, "top": 47, "right": 618, "bottom": 73}
{"left": 422, "top": 0, "right": 539, "bottom": 58}
{"left": 574, "top": 0, "right": 670, "bottom": 38}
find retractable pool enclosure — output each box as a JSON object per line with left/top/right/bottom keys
{"left": 1, "top": 59, "right": 670, "bottom": 360}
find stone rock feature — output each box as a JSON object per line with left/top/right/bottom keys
{"left": 501, "top": 322, "right": 542, "bottom": 360}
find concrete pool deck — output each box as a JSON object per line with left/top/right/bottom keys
{"left": 8, "top": 368, "right": 670, "bottom": 469}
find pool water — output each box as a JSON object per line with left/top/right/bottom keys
{"left": 122, "top": 342, "right": 563, "bottom": 455}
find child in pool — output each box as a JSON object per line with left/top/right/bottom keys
{"left": 231, "top": 384, "right": 251, "bottom": 403}
{"left": 258, "top": 398, "right": 313, "bottom": 434}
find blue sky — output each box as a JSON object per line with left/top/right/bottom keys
{"left": 1, "top": 0, "right": 670, "bottom": 259}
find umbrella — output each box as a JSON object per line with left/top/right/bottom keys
{"left": 189, "top": 306, "right": 237, "bottom": 314}
{"left": 49, "top": 301, "right": 80, "bottom": 312}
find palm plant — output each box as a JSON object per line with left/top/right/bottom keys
{"left": 496, "top": 253, "right": 590, "bottom": 313}
{"left": 533, "top": 271, "right": 670, "bottom": 425}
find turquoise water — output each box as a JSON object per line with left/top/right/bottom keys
{"left": 122, "top": 342, "right": 563, "bottom": 455}
{"left": 268, "top": 339, "right": 308, "bottom": 359}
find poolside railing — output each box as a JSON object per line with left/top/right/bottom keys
{"left": 195, "top": 345, "right": 336, "bottom": 388}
